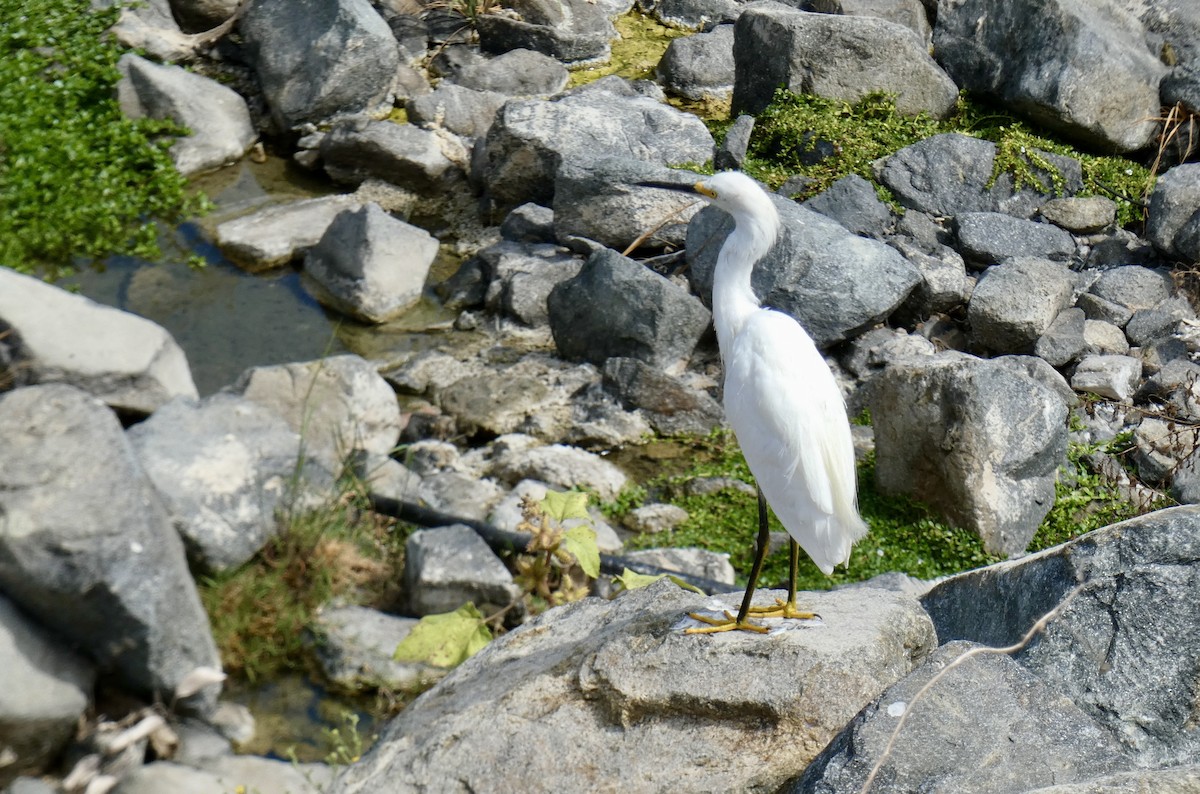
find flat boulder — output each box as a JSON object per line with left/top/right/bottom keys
{"left": 329, "top": 580, "right": 936, "bottom": 793}
{"left": 0, "top": 268, "right": 196, "bottom": 416}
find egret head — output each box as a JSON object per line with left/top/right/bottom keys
{"left": 692, "top": 171, "right": 771, "bottom": 217}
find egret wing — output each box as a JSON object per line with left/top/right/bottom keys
{"left": 723, "top": 309, "right": 865, "bottom": 571}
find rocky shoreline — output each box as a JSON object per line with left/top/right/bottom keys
{"left": 3, "top": 0, "right": 1200, "bottom": 791}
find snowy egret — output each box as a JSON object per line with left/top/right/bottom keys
{"left": 642, "top": 171, "right": 868, "bottom": 633}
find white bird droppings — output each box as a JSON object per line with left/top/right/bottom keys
{"left": 886, "top": 701, "right": 907, "bottom": 717}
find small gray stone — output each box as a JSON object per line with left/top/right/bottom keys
{"left": 311, "top": 605, "right": 444, "bottom": 691}
{"left": 1070, "top": 354, "right": 1142, "bottom": 401}
{"left": 0, "top": 595, "right": 94, "bottom": 785}
{"left": 1133, "top": 417, "right": 1199, "bottom": 486}
{"left": 1035, "top": 308, "right": 1087, "bottom": 366}
{"left": 715, "top": 113, "right": 755, "bottom": 172}
{"left": 1082, "top": 319, "right": 1130, "bottom": 356}
{"left": 624, "top": 504, "right": 689, "bottom": 534}
{"left": 492, "top": 442, "right": 627, "bottom": 501}
{"left": 500, "top": 203, "right": 556, "bottom": 244}
{"left": 240, "top": 0, "right": 399, "bottom": 130}
{"left": 475, "top": 0, "right": 617, "bottom": 64}
{"left": 230, "top": 354, "right": 402, "bottom": 465}
{"left": 956, "top": 212, "right": 1076, "bottom": 266}
{"left": 404, "top": 524, "right": 521, "bottom": 616}
{"left": 803, "top": 174, "right": 895, "bottom": 239}
{"left": 875, "top": 133, "right": 1084, "bottom": 218}
{"left": 968, "top": 257, "right": 1074, "bottom": 354}
{"left": 407, "top": 83, "right": 508, "bottom": 139}
{"left": 1077, "top": 292, "right": 1134, "bottom": 327}
{"left": 1039, "top": 196, "right": 1117, "bottom": 233}
{"left": 128, "top": 393, "right": 334, "bottom": 574}
{"left": 419, "top": 472, "right": 505, "bottom": 522}
{"left": 117, "top": 54, "right": 255, "bottom": 176}
{"left": 657, "top": 23, "right": 735, "bottom": 101}
{"left": 1147, "top": 163, "right": 1200, "bottom": 257}
{"left": 1088, "top": 266, "right": 1175, "bottom": 311}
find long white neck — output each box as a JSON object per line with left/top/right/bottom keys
{"left": 712, "top": 198, "right": 780, "bottom": 355}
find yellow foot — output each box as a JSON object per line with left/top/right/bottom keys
{"left": 684, "top": 610, "right": 770, "bottom": 635}
{"left": 746, "top": 598, "right": 818, "bottom": 620}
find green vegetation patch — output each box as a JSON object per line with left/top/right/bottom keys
{"left": 740, "top": 89, "right": 1154, "bottom": 227}
{"left": 0, "top": 0, "right": 201, "bottom": 277}
{"left": 199, "top": 488, "right": 404, "bottom": 684}
{"left": 608, "top": 431, "right": 1001, "bottom": 592}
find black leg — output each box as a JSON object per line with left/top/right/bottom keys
{"left": 734, "top": 485, "right": 772, "bottom": 624}
{"left": 787, "top": 538, "right": 799, "bottom": 606}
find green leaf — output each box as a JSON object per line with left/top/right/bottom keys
{"left": 561, "top": 525, "right": 600, "bottom": 579}
{"left": 541, "top": 490, "right": 590, "bottom": 523}
{"left": 392, "top": 603, "right": 492, "bottom": 668}
{"left": 612, "top": 568, "right": 705, "bottom": 595}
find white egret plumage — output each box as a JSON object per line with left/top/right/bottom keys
{"left": 646, "top": 171, "right": 869, "bottom": 633}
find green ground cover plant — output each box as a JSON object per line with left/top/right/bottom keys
{"left": 738, "top": 89, "right": 1155, "bottom": 228}
{"left": 0, "top": 0, "right": 202, "bottom": 277}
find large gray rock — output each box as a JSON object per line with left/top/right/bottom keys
{"left": 404, "top": 524, "right": 522, "bottom": 616}
{"left": 330, "top": 580, "right": 937, "bottom": 793}
{"left": 955, "top": 212, "right": 1077, "bottom": 265}
{"left": 127, "top": 393, "right": 334, "bottom": 574}
{"left": 934, "top": 0, "right": 1166, "bottom": 152}
{"left": 240, "top": 0, "right": 399, "bottom": 129}
{"left": 548, "top": 248, "right": 712, "bottom": 371}
{"left": 479, "top": 84, "right": 714, "bottom": 214}
{"left": 552, "top": 157, "right": 705, "bottom": 252}
{"left": 99, "top": 0, "right": 196, "bottom": 62}
{"left": 320, "top": 120, "right": 463, "bottom": 191}
{"left": 657, "top": 23, "right": 735, "bottom": 100}
{"left": 230, "top": 354, "right": 402, "bottom": 467}
{"left": 215, "top": 195, "right": 363, "bottom": 271}
{"left": 732, "top": 4, "right": 958, "bottom": 118}
{"left": 303, "top": 203, "right": 440, "bottom": 323}
{"left": 685, "top": 192, "right": 920, "bottom": 348}
{"left": 788, "top": 641, "right": 1130, "bottom": 793}
{"left": 0, "top": 595, "right": 94, "bottom": 786}
{"left": 1087, "top": 265, "right": 1176, "bottom": 311}
{"left": 968, "top": 257, "right": 1075, "bottom": 353}
{"left": 475, "top": 0, "right": 617, "bottom": 63}
{"left": 116, "top": 54, "right": 255, "bottom": 176}
{"left": 1147, "top": 163, "right": 1200, "bottom": 258}
{"left": 921, "top": 505, "right": 1200, "bottom": 767}
{"left": 0, "top": 385, "right": 221, "bottom": 712}
{"left": 0, "top": 268, "right": 197, "bottom": 415}
{"left": 875, "top": 133, "right": 1084, "bottom": 218}
{"left": 1070, "top": 354, "right": 1142, "bottom": 402}
{"left": 869, "top": 353, "right": 1068, "bottom": 556}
